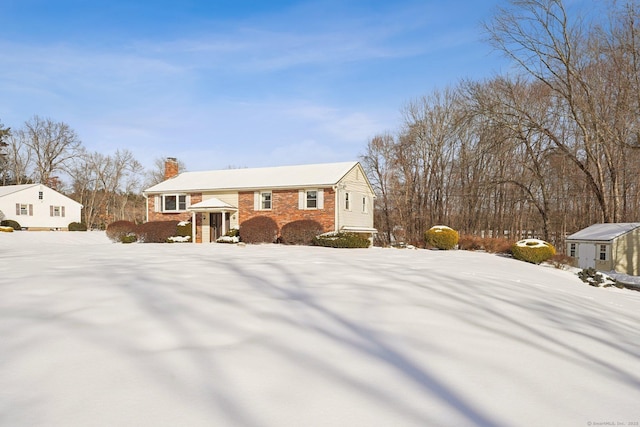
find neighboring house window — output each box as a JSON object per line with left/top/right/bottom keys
{"left": 162, "top": 194, "right": 187, "bottom": 212}
{"left": 38, "top": 191, "right": 43, "bottom": 200}
{"left": 362, "top": 196, "right": 368, "bottom": 213}
{"left": 599, "top": 244, "right": 607, "bottom": 261}
{"left": 569, "top": 243, "right": 576, "bottom": 258}
{"left": 50, "top": 206, "right": 65, "bottom": 217}
{"left": 261, "top": 191, "right": 272, "bottom": 210}
{"left": 344, "top": 192, "right": 351, "bottom": 211}
{"left": 16, "top": 203, "right": 33, "bottom": 216}
{"left": 306, "top": 190, "right": 317, "bottom": 209}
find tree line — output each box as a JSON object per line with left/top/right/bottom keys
{"left": 361, "top": 0, "right": 640, "bottom": 250}
{"left": 0, "top": 116, "right": 168, "bottom": 229}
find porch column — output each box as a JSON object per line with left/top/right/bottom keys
{"left": 221, "top": 210, "right": 227, "bottom": 236}
{"left": 191, "top": 212, "right": 196, "bottom": 244}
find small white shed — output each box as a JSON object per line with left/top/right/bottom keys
{"left": 0, "top": 184, "right": 83, "bottom": 230}
{"left": 566, "top": 223, "right": 640, "bottom": 276}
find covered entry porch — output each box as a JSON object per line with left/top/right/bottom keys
{"left": 188, "top": 198, "right": 238, "bottom": 243}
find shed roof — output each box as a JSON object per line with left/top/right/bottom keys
{"left": 144, "top": 161, "right": 361, "bottom": 193}
{"left": 566, "top": 223, "right": 640, "bottom": 241}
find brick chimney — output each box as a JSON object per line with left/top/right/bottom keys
{"left": 164, "top": 157, "right": 179, "bottom": 180}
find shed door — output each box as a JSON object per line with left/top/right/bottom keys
{"left": 578, "top": 243, "right": 596, "bottom": 269}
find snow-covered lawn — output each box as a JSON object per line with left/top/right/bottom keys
{"left": 2, "top": 231, "right": 640, "bottom": 427}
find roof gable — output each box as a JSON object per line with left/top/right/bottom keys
{"left": 567, "top": 223, "right": 640, "bottom": 241}
{"left": 144, "top": 161, "right": 362, "bottom": 193}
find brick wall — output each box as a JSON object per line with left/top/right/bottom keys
{"left": 238, "top": 188, "right": 335, "bottom": 234}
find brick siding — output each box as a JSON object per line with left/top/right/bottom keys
{"left": 238, "top": 188, "right": 335, "bottom": 234}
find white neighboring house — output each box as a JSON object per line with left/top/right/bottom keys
{"left": 0, "top": 184, "right": 83, "bottom": 230}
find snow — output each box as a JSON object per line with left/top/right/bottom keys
{"left": 514, "top": 238, "right": 551, "bottom": 248}
{"left": 2, "top": 232, "right": 640, "bottom": 427}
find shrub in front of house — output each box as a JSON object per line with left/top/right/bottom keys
{"left": 239, "top": 216, "right": 279, "bottom": 244}
{"left": 217, "top": 228, "right": 240, "bottom": 244}
{"left": 121, "top": 234, "right": 137, "bottom": 243}
{"left": 281, "top": 220, "right": 324, "bottom": 245}
{"left": 167, "top": 220, "right": 192, "bottom": 242}
{"left": 106, "top": 220, "right": 138, "bottom": 242}
{"left": 68, "top": 222, "right": 87, "bottom": 231}
{"left": 577, "top": 268, "right": 620, "bottom": 288}
{"left": 312, "top": 232, "right": 371, "bottom": 248}
{"left": 0, "top": 226, "right": 14, "bottom": 232}
{"left": 425, "top": 225, "right": 459, "bottom": 250}
{"left": 1, "top": 219, "right": 22, "bottom": 230}
{"left": 137, "top": 220, "right": 180, "bottom": 243}
{"left": 511, "top": 239, "right": 556, "bottom": 264}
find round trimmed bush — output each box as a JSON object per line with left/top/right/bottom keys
{"left": 106, "top": 220, "right": 138, "bottom": 242}
{"left": 239, "top": 216, "right": 278, "bottom": 244}
{"left": 68, "top": 222, "right": 87, "bottom": 231}
{"left": 511, "top": 239, "right": 556, "bottom": 264}
{"left": 1, "top": 219, "right": 22, "bottom": 230}
{"left": 425, "top": 225, "right": 459, "bottom": 250}
{"left": 281, "top": 220, "right": 324, "bottom": 245}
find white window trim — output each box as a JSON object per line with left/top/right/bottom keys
{"left": 298, "top": 189, "right": 324, "bottom": 210}
{"left": 599, "top": 244, "right": 608, "bottom": 261}
{"left": 162, "top": 194, "right": 189, "bottom": 212}
{"left": 344, "top": 192, "right": 351, "bottom": 211}
{"left": 361, "top": 195, "right": 368, "bottom": 214}
{"left": 254, "top": 191, "right": 273, "bottom": 211}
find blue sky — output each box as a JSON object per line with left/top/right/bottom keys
{"left": 0, "top": 0, "right": 509, "bottom": 172}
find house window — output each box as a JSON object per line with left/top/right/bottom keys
{"left": 306, "top": 190, "right": 317, "bottom": 209}
{"left": 599, "top": 244, "right": 607, "bottom": 261}
{"left": 261, "top": 191, "right": 272, "bottom": 210}
{"left": 16, "top": 203, "right": 33, "bottom": 216}
{"left": 20, "top": 204, "right": 28, "bottom": 215}
{"left": 362, "top": 196, "right": 368, "bottom": 213}
{"left": 345, "top": 192, "right": 351, "bottom": 211}
{"left": 163, "top": 194, "right": 187, "bottom": 212}
{"left": 50, "top": 206, "right": 65, "bottom": 217}
{"left": 38, "top": 191, "right": 43, "bottom": 200}
{"left": 569, "top": 243, "right": 576, "bottom": 258}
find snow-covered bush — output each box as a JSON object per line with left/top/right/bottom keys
{"left": 106, "top": 220, "right": 137, "bottom": 242}
{"left": 577, "top": 268, "right": 620, "bottom": 288}
{"left": 281, "top": 220, "right": 324, "bottom": 245}
{"left": 425, "top": 225, "right": 459, "bottom": 250}
{"left": 0, "top": 225, "right": 14, "bottom": 232}
{"left": 511, "top": 239, "right": 555, "bottom": 264}
{"left": 312, "top": 232, "right": 370, "bottom": 248}
{"left": 217, "top": 228, "right": 240, "bottom": 244}
{"left": 239, "top": 216, "right": 278, "bottom": 244}
{"left": 1, "top": 219, "right": 21, "bottom": 230}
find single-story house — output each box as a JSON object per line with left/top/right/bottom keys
{"left": 0, "top": 183, "right": 83, "bottom": 230}
{"left": 143, "top": 158, "right": 377, "bottom": 243}
{"left": 566, "top": 223, "right": 640, "bottom": 275}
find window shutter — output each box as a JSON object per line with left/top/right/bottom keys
{"left": 16, "top": 203, "right": 20, "bottom": 215}
{"left": 298, "top": 190, "right": 305, "bottom": 209}
{"left": 317, "top": 189, "right": 324, "bottom": 209}
{"left": 154, "top": 196, "right": 160, "bottom": 212}
{"left": 186, "top": 194, "right": 191, "bottom": 207}
{"left": 50, "top": 205, "right": 54, "bottom": 216}
{"left": 254, "top": 191, "right": 260, "bottom": 210}
{"left": 29, "top": 204, "right": 33, "bottom": 216}
{"left": 62, "top": 206, "right": 65, "bottom": 217}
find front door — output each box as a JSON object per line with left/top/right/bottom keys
{"left": 210, "top": 213, "right": 223, "bottom": 242}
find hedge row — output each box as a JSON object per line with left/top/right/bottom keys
{"left": 105, "top": 220, "right": 192, "bottom": 243}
